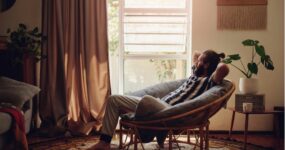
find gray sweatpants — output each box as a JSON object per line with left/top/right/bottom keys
{"left": 100, "top": 95, "right": 140, "bottom": 137}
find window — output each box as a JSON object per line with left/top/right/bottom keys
{"left": 108, "top": 0, "right": 192, "bottom": 94}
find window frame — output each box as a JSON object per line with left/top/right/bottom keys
{"left": 118, "top": 0, "right": 192, "bottom": 94}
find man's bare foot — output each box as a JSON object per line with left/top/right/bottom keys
{"left": 88, "top": 140, "right": 111, "bottom": 150}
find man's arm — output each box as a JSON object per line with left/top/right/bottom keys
{"left": 212, "top": 63, "right": 229, "bottom": 84}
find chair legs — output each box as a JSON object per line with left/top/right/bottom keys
{"left": 198, "top": 123, "right": 210, "bottom": 150}
{"left": 119, "top": 121, "right": 210, "bottom": 150}
{"left": 187, "top": 130, "right": 190, "bottom": 143}
{"left": 119, "top": 126, "right": 145, "bottom": 150}
{"left": 205, "top": 123, "right": 209, "bottom": 150}
{"left": 134, "top": 133, "right": 138, "bottom": 150}
{"left": 119, "top": 123, "right": 123, "bottom": 149}
{"left": 169, "top": 130, "right": 173, "bottom": 150}
{"left": 133, "top": 128, "right": 145, "bottom": 150}
{"left": 199, "top": 127, "right": 204, "bottom": 149}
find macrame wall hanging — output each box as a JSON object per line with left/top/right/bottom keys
{"left": 217, "top": 0, "right": 267, "bottom": 30}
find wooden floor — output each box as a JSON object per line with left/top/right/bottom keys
{"left": 28, "top": 132, "right": 284, "bottom": 149}
{"left": 210, "top": 133, "right": 284, "bottom": 150}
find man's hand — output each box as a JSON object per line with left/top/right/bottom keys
{"left": 212, "top": 63, "right": 229, "bottom": 84}
{"left": 193, "top": 51, "right": 201, "bottom": 66}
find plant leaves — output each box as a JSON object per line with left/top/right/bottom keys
{"left": 222, "top": 58, "right": 232, "bottom": 64}
{"left": 19, "top": 23, "right": 27, "bottom": 30}
{"left": 228, "top": 54, "right": 241, "bottom": 60}
{"left": 242, "top": 39, "right": 255, "bottom": 46}
{"left": 255, "top": 45, "right": 266, "bottom": 57}
{"left": 248, "top": 62, "right": 258, "bottom": 74}
{"left": 32, "top": 27, "right": 39, "bottom": 33}
{"left": 6, "top": 23, "right": 45, "bottom": 64}
{"left": 35, "top": 33, "right": 42, "bottom": 38}
{"left": 261, "top": 55, "right": 274, "bottom": 70}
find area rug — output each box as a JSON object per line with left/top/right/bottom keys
{"left": 29, "top": 135, "right": 271, "bottom": 150}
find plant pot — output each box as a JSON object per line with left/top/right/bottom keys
{"left": 23, "top": 54, "right": 36, "bottom": 85}
{"left": 239, "top": 78, "right": 258, "bottom": 94}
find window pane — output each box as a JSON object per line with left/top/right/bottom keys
{"left": 125, "top": 34, "right": 186, "bottom": 45}
{"left": 125, "top": 45, "right": 185, "bottom": 53}
{"left": 124, "top": 23, "right": 186, "bottom": 34}
{"left": 124, "top": 15, "right": 187, "bottom": 24}
{"left": 124, "top": 22, "right": 187, "bottom": 53}
{"left": 124, "top": 59, "right": 187, "bottom": 93}
{"left": 125, "top": 0, "right": 186, "bottom": 9}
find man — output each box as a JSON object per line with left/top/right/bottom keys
{"left": 90, "top": 50, "right": 229, "bottom": 149}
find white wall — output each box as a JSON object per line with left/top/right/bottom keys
{"left": 192, "top": 0, "right": 284, "bottom": 131}
{"left": 0, "top": 0, "right": 41, "bottom": 35}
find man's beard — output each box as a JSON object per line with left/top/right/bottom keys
{"left": 194, "top": 65, "right": 205, "bottom": 77}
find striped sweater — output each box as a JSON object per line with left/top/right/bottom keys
{"left": 161, "top": 75, "right": 216, "bottom": 105}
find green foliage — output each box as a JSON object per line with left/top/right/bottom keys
{"left": 222, "top": 39, "right": 274, "bottom": 78}
{"left": 6, "top": 23, "right": 45, "bottom": 63}
{"left": 150, "top": 59, "right": 176, "bottom": 82}
{"left": 107, "top": 0, "right": 119, "bottom": 56}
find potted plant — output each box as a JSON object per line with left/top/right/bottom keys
{"left": 6, "top": 23, "right": 44, "bottom": 63}
{"left": 6, "top": 23, "right": 45, "bottom": 83}
{"left": 222, "top": 39, "right": 274, "bottom": 94}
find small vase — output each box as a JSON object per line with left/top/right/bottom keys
{"left": 239, "top": 78, "right": 258, "bottom": 94}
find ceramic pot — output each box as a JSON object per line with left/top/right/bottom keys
{"left": 239, "top": 78, "right": 258, "bottom": 94}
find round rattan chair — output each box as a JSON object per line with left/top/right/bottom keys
{"left": 119, "top": 81, "right": 235, "bottom": 150}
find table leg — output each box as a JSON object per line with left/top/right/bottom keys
{"left": 244, "top": 113, "right": 249, "bottom": 150}
{"left": 229, "top": 111, "right": 235, "bottom": 138}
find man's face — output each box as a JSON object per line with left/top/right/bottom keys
{"left": 194, "top": 54, "right": 209, "bottom": 76}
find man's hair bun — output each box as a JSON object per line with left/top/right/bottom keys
{"left": 218, "top": 53, "right": 225, "bottom": 59}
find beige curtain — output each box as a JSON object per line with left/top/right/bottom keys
{"left": 40, "top": 0, "right": 111, "bottom": 135}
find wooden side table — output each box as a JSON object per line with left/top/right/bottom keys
{"left": 227, "top": 107, "right": 283, "bottom": 150}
